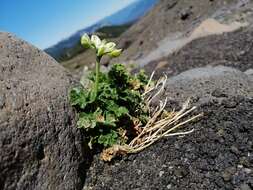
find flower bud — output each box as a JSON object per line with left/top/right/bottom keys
{"left": 81, "top": 33, "right": 91, "bottom": 48}
{"left": 108, "top": 49, "right": 122, "bottom": 58}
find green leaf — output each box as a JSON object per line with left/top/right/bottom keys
{"left": 108, "top": 64, "right": 129, "bottom": 88}
{"left": 105, "top": 113, "right": 117, "bottom": 125}
{"left": 77, "top": 113, "right": 96, "bottom": 129}
{"left": 69, "top": 87, "right": 87, "bottom": 109}
{"left": 104, "top": 100, "right": 128, "bottom": 118}
{"left": 105, "top": 100, "right": 119, "bottom": 112}
{"left": 137, "top": 69, "right": 149, "bottom": 86}
{"left": 77, "top": 108, "right": 104, "bottom": 129}
{"left": 89, "top": 89, "right": 97, "bottom": 103}
{"left": 98, "top": 84, "right": 118, "bottom": 102}
{"left": 98, "top": 130, "right": 118, "bottom": 147}
{"left": 116, "top": 106, "right": 129, "bottom": 117}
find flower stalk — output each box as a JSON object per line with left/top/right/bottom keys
{"left": 80, "top": 33, "right": 122, "bottom": 99}
{"left": 94, "top": 55, "right": 101, "bottom": 98}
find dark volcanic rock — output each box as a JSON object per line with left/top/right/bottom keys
{"left": 0, "top": 32, "right": 87, "bottom": 190}
{"left": 84, "top": 66, "right": 253, "bottom": 190}
{"left": 162, "top": 66, "right": 253, "bottom": 106}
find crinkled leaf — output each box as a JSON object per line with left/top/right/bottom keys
{"left": 137, "top": 69, "right": 149, "bottom": 86}
{"left": 77, "top": 108, "right": 103, "bottom": 129}
{"left": 77, "top": 113, "right": 96, "bottom": 129}
{"left": 69, "top": 87, "right": 88, "bottom": 109}
{"left": 98, "top": 84, "right": 118, "bottom": 102}
{"left": 98, "top": 112, "right": 117, "bottom": 127}
{"left": 98, "top": 130, "right": 118, "bottom": 147}
{"left": 115, "top": 106, "right": 129, "bottom": 117}
{"left": 105, "top": 100, "right": 119, "bottom": 112}
{"left": 108, "top": 64, "right": 130, "bottom": 88}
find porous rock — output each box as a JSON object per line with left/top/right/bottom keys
{"left": 162, "top": 66, "right": 253, "bottom": 106}
{"left": 0, "top": 32, "right": 87, "bottom": 190}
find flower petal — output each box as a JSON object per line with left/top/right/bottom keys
{"left": 104, "top": 42, "right": 116, "bottom": 53}
{"left": 108, "top": 49, "right": 122, "bottom": 58}
{"left": 91, "top": 35, "right": 102, "bottom": 49}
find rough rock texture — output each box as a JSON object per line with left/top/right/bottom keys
{"left": 0, "top": 32, "right": 87, "bottom": 190}
{"left": 84, "top": 66, "right": 253, "bottom": 190}
{"left": 161, "top": 66, "right": 253, "bottom": 106}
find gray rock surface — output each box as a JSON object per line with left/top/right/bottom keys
{"left": 0, "top": 32, "right": 86, "bottom": 190}
{"left": 244, "top": 69, "right": 253, "bottom": 76}
{"left": 162, "top": 66, "right": 253, "bottom": 106}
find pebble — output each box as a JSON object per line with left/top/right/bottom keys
{"left": 212, "top": 88, "right": 227, "bottom": 98}
{"left": 167, "top": 184, "right": 172, "bottom": 189}
{"left": 0, "top": 95, "right": 5, "bottom": 109}
{"left": 174, "top": 167, "right": 189, "bottom": 178}
{"left": 222, "top": 167, "right": 236, "bottom": 182}
{"left": 159, "top": 171, "right": 165, "bottom": 177}
{"left": 244, "top": 168, "right": 251, "bottom": 174}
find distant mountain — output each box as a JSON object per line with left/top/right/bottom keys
{"left": 45, "top": 0, "right": 158, "bottom": 61}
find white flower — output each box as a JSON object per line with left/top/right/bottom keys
{"left": 91, "top": 35, "right": 102, "bottom": 48}
{"left": 104, "top": 42, "right": 116, "bottom": 53}
{"left": 80, "top": 33, "right": 122, "bottom": 58}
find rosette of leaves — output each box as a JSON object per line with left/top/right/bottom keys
{"left": 69, "top": 34, "right": 149, "bottom": 149}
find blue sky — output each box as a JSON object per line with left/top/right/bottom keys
{"left": 0, "top": 0, "right": 136, "bottom": 49}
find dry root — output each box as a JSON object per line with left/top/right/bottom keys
{"left": 101, "top": 72, "right": 203, "bottom": 161}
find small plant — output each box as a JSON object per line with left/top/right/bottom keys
{"left": 70, "top": 34, "right": 149, "bottom": 149}
{"left": 70, "top": 34, "right": 202, "bottom": 161}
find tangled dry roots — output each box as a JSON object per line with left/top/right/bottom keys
{"left": 101, "top": 73, "right": 203, "bottom": 161}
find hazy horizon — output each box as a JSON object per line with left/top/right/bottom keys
{"left": 1, "top": 0, "right": 137, "bottom": 49}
